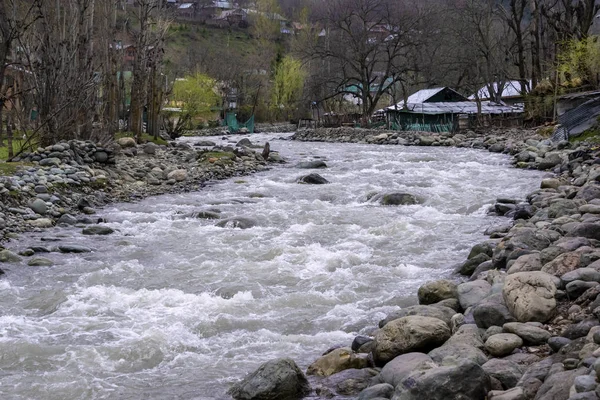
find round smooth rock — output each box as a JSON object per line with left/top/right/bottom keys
{"left": 485, "top": 333, "right": 523, "bottom": 357}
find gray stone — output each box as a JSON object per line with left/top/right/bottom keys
{"left": 503, "top": 322, "right": 551, "bottom": 345}
{"left": 379, "top": 192, "right": 419, "bottom": 206}
{"left": 29, "top": 199, "right": 47, "bottom": 215}
{"left": 562, "top": 268, "right": 600, "bottom": 284}
{"left": 485, "top": 333, "right": 524, "bottom": 357}
{"left": 567, "top": 281, "right": 599, "bottom": 298}
{"left": 533, "top": 367, "right": 587, "bottom": 400}
{"left": 82, "top": 226, "right": 115, "bottom": 235}
{"left": 0, "top": 250, "right": 21, "bottom": 263}
{"left": 296, "top": 161, "right": 327, "bottom": 169}
{"left": 574, "top": 375, "right": 597, "bottom": 393}
{"left": 562, "top": 320, "right": 600, "bottom": 340}
{"left": 215, "top": 217, "right": 258, "bottom": 229}
{"left": 391, "top": 360, "right": 491, "bottom": 400}
{"left": 482, "top": 359, "right": 525, "bottom": 389}
{"left": 358, "top": 383, "right": 394, "bottom": 400}
{"left": 417, "top": 279, "right": 458, "bottom": 305}
{"left": 542, "top": 252, "right": 582, "bottom": 277}
{"left": 457, "top": 253, "right": 491, "bottom": 276}
{"left": 373, "top": 316, "right": 451, "bottom": 366}
{"left": 298, "top": 173, "right": 329, "bottom": 184}
{"left": 317, "top": 368, "right": 379, "bottom": 396}
{"left": 473, "top": 294, "right": 516, "bottom": 329}
{"left": 488, "top": 387, "right": 525, "bottom": 400}
{"left": 379, "top": 305, "right": 457, "bottom": 327}
{"left": 378, "top": 352, "right": 434, "bottom": 387}
{"left": 58, "top": 245, "right": 92, "bottom": 253}
{"left": 568, "top": 223, "right": 600, "bottom": 241}
{"left": 457, "top": 280, "right": 492, "bottom": 309}
{"left": 27, "top": 257, "right": 53, "bottom": 267}
{"left": 228, "top": 358, "right": 310, "bottom": 400}
{"left": 428, "top": 342, "right": 488, "bottom": 365}
{"left": 508, "top": 253, "right": 543, "bottom": 274}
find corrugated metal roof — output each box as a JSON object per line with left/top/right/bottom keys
{"left": 469, "top": 80, "right": 531, "bottom": 100}
{"left": 386, "top": 101, "right": 523, "bottom": 115}
{"left": 406, "top": 87, "right": 445, "bottom": 103}
{"left": 558, "top": 90, "right": 600, "bottom": 100}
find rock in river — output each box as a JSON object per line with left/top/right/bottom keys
{"left": 82, "top": 226, "right": 115, "bottom": 235}
{"left": 228, "top": 358, "right": 310, "bottom": 400}
{"left": 297, "top": 173, "right": 329, "bottom": 184}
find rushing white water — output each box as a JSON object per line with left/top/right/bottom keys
{"left": 0, "top": 133, "right": 544, "bottom": 399}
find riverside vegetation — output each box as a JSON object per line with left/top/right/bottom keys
{"left": 228, "top": 127, "right": 600, "bottom": 400}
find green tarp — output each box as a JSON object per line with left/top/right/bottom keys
{"left": 224, "top": 112, "right": 255, "bottom": 133}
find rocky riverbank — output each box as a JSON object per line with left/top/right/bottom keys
{"left": 190, "top": 122, "right": 297, "bottom": 137}
{"left": 0, "top": 135, "right": 279, "bottom": 246}
{"left": 229, "top": 128, "right": 600, "bottom": 400}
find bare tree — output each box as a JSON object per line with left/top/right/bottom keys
{"left": 127, "top": 0, "right": 170, "bottom": 142}
{"left": 0, "top": 1, "right": 40, "bottom": 147}
{"left": 302, "top": 0, "right": 428, "bottom": 126}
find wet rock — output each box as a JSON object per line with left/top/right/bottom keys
{"left": 82, "top": 226, "right": 115, "bottom": 235}
{"left": 562, "top": 320, "right": 600, "bottom": 340}
{"left": 457, "top": 253, "right": 491, "bottom": 276}
{"left": 307, "top": 347, "right": 369, "bottom": 377}
{"left": 57, "top": 214, "right": 78, "bottom": 225}
{"left": 298, "top": 173, "right": 329, "bottom": 184}
{"left": 503, "top": 272, "right": 557, "bottom": 323}
{"left": 548, "top": 337, "right": 571, "bottom": 352}
{"left": 379, "top": 192, "right": 419, "bottom": 206}
{"left": 215, "top": 217, "right": 257, "bottom": 229}
{"left": 27, "top": 257, "right": 53, "bottom": 267}
{"left": 27, "top": 218, "right": 53, "bottom": 228}
{"left": 58, "top": 245, "right": 92, "bottom": 253}
{"left": 228, "top": 358, "right": 310, "bottom": 400}
{"left": 417, "top": 279, "right": 458, "bottom": 305}
{"left": 567, "top": 223, "right": 600, "bottom": 241}
{"left": 0, "top": 250, "right": 21, "bottom": 263}
{"left": 373, "top": 316, "right": 451, "bottom": 366}
{"left": 296, "top": 160, "right": 327, "bottom": 169}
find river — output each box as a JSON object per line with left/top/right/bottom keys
{"left": 0, "top": 133, "right": 544, "bottom": 399}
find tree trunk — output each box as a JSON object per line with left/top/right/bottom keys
{"left": 6, "top": 114, "right": 13, "bottom": 160}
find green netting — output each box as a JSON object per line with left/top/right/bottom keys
{"left": 224, "top": 112, "right": 255, "bottom": 133}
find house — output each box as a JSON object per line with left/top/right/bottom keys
{"left": 386, "top": 87, "right": 523, "bottom": 132}
{"left": 177, "top": 2, "right": 196, "bottom": 18}
{"left": 215, "top": 8, "right": 249, "bottom": 28}
{"left": 198, "top": 1, "right": 234, "bottom": 21}
{"left": 469, "top": 80, "right": 531, "bottom": 106}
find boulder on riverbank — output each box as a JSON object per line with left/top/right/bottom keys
{"left": 228, "top": 358, "right": 310, "bottom": 400}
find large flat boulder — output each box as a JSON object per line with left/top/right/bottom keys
{"left": 306, "top": 347, "right": 369, "bottom": 377}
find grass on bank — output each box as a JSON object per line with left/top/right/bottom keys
{"left": 0, "top": 140, "right": 33, "bottom": 176}
{"left": 570, "top": 127, "right": 600, "bottom": 144}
